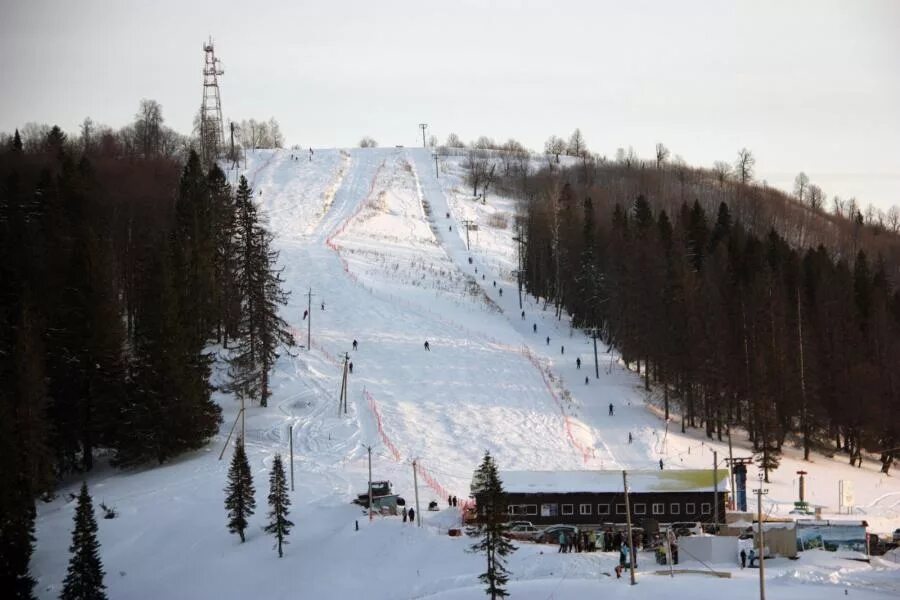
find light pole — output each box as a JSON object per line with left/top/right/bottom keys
{"left": 753, "top": 473, "right": 768, "bottom": 600}
{"left": 418, "top": 123, "right": 428, "bottom": 148}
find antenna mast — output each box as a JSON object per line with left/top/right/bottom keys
{"left": 200, "top": 37, "right": 226, "bottom": 168}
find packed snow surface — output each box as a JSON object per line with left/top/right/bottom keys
{"left": 30, "top": 148, "right": 900, "bottom": 599}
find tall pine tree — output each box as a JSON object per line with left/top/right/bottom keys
{"left": 229, "top": 176, "right": 293, "bottom": 407}
{"left": 224, "top": 438, "right": 255, "bottom": 542}
{"left": 468, "top": 452, "right": 515, "bottom": 600}
{"left": 61, "top": 483, "right": 107, "bottom": 600}
{"left": 264, "top": 454, "right": 293, "bottom": 557}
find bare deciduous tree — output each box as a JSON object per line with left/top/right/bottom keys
{"left": 567, "top": 128, "right": 586, "bottom": 157}
{"left": 358, "top": 137, "right": 378, "bottom": 148}
{"left": 735, "top": 148, "right": 755, "bottom": 184}
{"left": 807, "top": 184, "right": 824, "bottom": 211}
{"left": 712, "top": 161, "right": 731, "bottom": 185}
{"left": 793, "top": 172, "right": 809, "bottom": 204}
{"left": 544, "top": 136, "right": 566, "bottom": 163}
{"left": 655, "top": 143, "right": 670, "bottom": 169}
{"left": 445, "top": 132, "right": 464, "bottom": 148}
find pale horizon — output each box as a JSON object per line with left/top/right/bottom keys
{"left": 2, "top": 0, "right": 898, "bottom": 210}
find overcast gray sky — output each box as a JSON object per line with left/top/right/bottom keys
{"left": 2, "top": 0, "right": 898, "bottom": 210}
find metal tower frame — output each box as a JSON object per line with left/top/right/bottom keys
{"left": 200, "top": 37, "right": 225, "bottom": 168}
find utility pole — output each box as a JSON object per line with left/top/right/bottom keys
{"left": 289, "top": 424, "right": 294, "bottom": 491}
{"left": 512, "top": 231, "right": 525, "bottom": 310}
{"left": 412, "top": 460, "right": 422, "bottom": 527}
{"left": 338, "top": 353, "right": 349, "bottom": 416}
{"left": 727, "top": 424, "right": 736, "bottom": 509}
{"left": 591, "top": 328, "right": 600, "bottom": 379}
{"left": 367, "top": 445, "right": 374, "bottom": 521}
{"left": 753, "top": 473, "right": 769, "bottom": 600}
{"left": 461, "top": 219, "right": 473, "bottom": 250}
{"left": 713, "top": 450, "right": 719, "bottom": 532}
{"left": 623, "top": 470, "right": 637, "bottom": 585}
{"left": 433, "top": 152, "right": 439, "bottom": 178}
{"left": 306, "top": 288, "right": 314, "bottom": 350}
{"left": 418, "top": 123, "right": 428, "bottom": 148}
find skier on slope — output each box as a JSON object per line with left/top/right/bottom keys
{"left": 609, "top": 403, "right": 614, "bottom": 416}
{"left": 576, "top": 357, "right": 581, "bottom": 369}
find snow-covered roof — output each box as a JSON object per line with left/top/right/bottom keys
{"left": 499, "top": 469, "right": 731, "bottom": 494}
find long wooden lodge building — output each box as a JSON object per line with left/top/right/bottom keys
{"left": 482, "top": 469, "right": 730, "bottom": 527}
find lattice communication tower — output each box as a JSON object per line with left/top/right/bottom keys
{"left": 200, "top": 37, "right": 225, "bottom": 168}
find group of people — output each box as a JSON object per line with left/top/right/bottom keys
{"left": 557, "top": 528, "right": 645, "bottom": 556}
{"left": 447, "top": 495, "right": 459, "bottom": 507}
{"left": 400, "top": 507, "right": 415, "bottom": 523}
{"left": 739, "top": 548, "right": 758, "bottom": 568}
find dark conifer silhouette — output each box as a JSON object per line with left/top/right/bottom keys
{"left": 468, "top": 452, "right": 515, "bottom": 599}
{"left": 264, "top": 454, "right": 293, "bottom": 557}
{"left": 61, "top": 483, "right": 107, "bottom": 600}
{"left": 225, "top": 439, "right": 255, "bottom": 542}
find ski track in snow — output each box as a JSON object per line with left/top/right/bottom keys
{"left": 29, "top": 147, "right": 900, "bottom": 600}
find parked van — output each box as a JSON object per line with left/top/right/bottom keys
{"left": 669, "top": 522, "right": 703, "bottom": 537}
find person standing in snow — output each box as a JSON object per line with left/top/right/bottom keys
{"left": 740, "top": 548, "right": 747, "bottom": 568}
{"left": 659, "top": 458, "right": 664, "bottom": 470}
{"left": 561, "top": 345, "right": 564, "bottom": 355}
{"left": 424, "top": 341, "right": 430, "bottom": 351}
{"left": 576, "top": 357, "right": 581, "bottom": 369}
{"left": 558, "top": 530, "right": 567, "bottom": 553}
{"left": 609, "top": 403, "right": 614, "bottom": 416}
{"left": 585, "top": 376, "right": 589, "bottom": 385}
{"left": 448, "top": 495, "right": 452, "bottom": 507}
{"left": 407, "top": 507, "right": 415, "bottom": 523}
{"left": 498, "top": 288, "right": 502, "bottom": 296}
{"left": 628, "top": 432, "right": 633, "bottom": 444}
{"left": 533, "top": 323, "right": 537, "bottom": 333}
{"left": 352, "top": 339, "right": 358, "bottom": 350}
{"left": 349, "top": 362, "right": 353, "bottom": 374}
{"left": 452, "top": 496, "right": 458, "bottom": 507}
{"left": 546, "top": 336, "right": 550, "bottom": 345}
{"left": 402, "top": 508, "right": 408, "bottom": 522}
{"left": 521, "top": 310, "right": 525, "bottom": 320}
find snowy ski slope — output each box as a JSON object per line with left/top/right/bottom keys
{"left": 29, "top": 147, "right": 900, "bottom": 599}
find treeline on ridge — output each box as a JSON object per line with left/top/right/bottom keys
{"left": 504, "top": 155, "right": 900, "bottom": 480}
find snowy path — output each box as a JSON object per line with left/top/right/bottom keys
{"left": 30, "top": 148, "right": 900, "bottom": 600}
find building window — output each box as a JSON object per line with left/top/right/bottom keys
{"left": 616, "top": 504, "right": 627, "bottom": 515}
{"left": 562, "top": 504, "right": 574, "bottom": 516}
{"left": 507, "top": 505, "right": 521, "bottom": 515}
{"left": 701, "top": 503, "right": 711, "bottom": 515}
{"left": 541, "top": 503, "right": 558, "bottom": 517}
{"left": 685, "top": 503, "right": 696, "bottom": 514}
{"left": 670, "top": 503, "right": 681, "bottom": 515}
{"left": 634, "top": 503, "right": 646, "bottom": 515}
{"left": 652, "top": 503, "right": 664, "bottom": 515}
{"left": 598, "top": 504, "right": 610, "bottom": 515}
{"left": 580, "top": 504, "right": 592, "bottom": 515}
{"left": 524, "top": 505, "right": 537, "bottom": 516}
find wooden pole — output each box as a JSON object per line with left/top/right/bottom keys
{"left": 412, "top": 460, "right": 421, "bottom": 527}
{"left": 592, "top": 329, "right": 600, "bottom": 379}
{"left": 623, "top": 470, "right": 637, "bottom": 585}
{"left": 754, "top": 475, "right": 768, "bottom": 600}
{"left": 289, "top": 424, "right": 294, "bottom": 491}
{"left": 713, "top": 450, "right": 719, "bottom": 532}
{"left": 217, "top": 408, "right": 245, "bottom": 460}
{"left": 367, "top": 445, "right": 374, "bottom": 521}
{"left": 307, "top": 288, "right": 312, "bottom": 351}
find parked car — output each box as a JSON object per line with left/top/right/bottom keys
{"left": 669, "top": 522, "right": 703, "bottom": 537}
{"left": 504, "top": 524, "right": 540, "bottom": 541}
{"left": 893, "top": 528, "right": 900, "bottom": 543}
{"left": 506, "top": 520, "right": 534, "bottom": 529}
{"left": 534, "top": 525, "right": 579, "bottom": 544}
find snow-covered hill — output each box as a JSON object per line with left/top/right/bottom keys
{"left": 31, "top": 147, "right": 900, "bottom": 599}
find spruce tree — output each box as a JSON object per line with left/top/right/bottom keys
{"left": 61, "top": 483, "right": 107, "bottom": 600}
{"left": 225, "top": 438, "right": 255, "bottom": 542}
{"left": 264, "top": 454, "right": 293, "bottom": 557}
{"left": 468, "top": 452, "right": 515, "bottom": 600}
{"left": 229, "top": 176, "right": 293, "bottom": 408}
{"left": 12, "top": 129, "right": 23, "bottom": 152}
